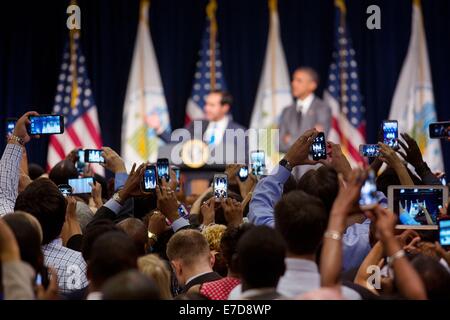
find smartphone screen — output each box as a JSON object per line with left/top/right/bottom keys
{"left": 157, "top": 158, "right": 170, "bottom": 183}
{"left": 310, "top": 132, "right": 327, "bottom": 161}
{"left": 238, "top": 166, "right": 249, "bottom": 182}
{"left": 6, "top": 118, "right": 17, "bottom": 138}
{"left": 214, "top": 174, "right": 228, "bottom": 199}
{"left": 178, "top": 203, "right": 189, "bottom": 219}
{"left": 142, "top": 165, "right": 157, "bottom": 192}
{"left": 84, "top": 149, "right": 105, "bottom": 164}
{"left": 383, "top": 120, "right": 398, "bottom": 149}
{"left": 429, "top": 122, "right": 450, "bottom": 139}
{"left": 28, "top": 115, "right": 64, "bottom": 135}
{"left": 359, "top": 170, "right": 378, "bottom": 210}
{"left": 359, "top": 144, "right": 380, "bottom": 158}
{"left": 439, "top": 218, "right": 450, "bottom": 248}
{"left": 58, "top": 184, "right": 73, "bottom": 197}
{"left": 68, "top": 177, "right": 94, "bottom": 194}
{"left": 173, "top": 166, "right": 181, "bottom": 191}
{"left": 251, "top": 151, "right": 265, "bottom": 176}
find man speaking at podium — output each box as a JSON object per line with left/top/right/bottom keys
{"left": 151, "top": 90, "right": 247, "bottom": 164}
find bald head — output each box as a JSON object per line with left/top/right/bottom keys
{"left": 117, "top": 218, "right": 148, "bottom": 256}
{"left": 49, "top": 160, "right": 78, "bottom": 186}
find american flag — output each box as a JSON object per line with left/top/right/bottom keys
{"left": 324, "top": 0, "right": 366, "bottom": 166}
{"left": 185, "top": 0, "right": 227, "bottom": 125}
{"left": 47, "top": 31, "right": 103, "bottom": 171}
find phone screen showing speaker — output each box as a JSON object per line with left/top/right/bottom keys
{"left": 214, "top": 175, "right": 228, "bottom": 199}
{"left": 310, "top": 132, "right": 327, "bottom": 161}
{"left": 68, "top": 177, "right": 94, "bottom": 195}
{"left": 439, "top": 219, "right": 450, "bottom": 248}
{"left": 58, "top": 184, "right": 73, "bottom": 197}
{"left": 251, "top": 151, "right": 265, "bottom": 176}
{"left": 173, "top": 166, "right": 181, "bottom": 191}
{"left": 28, "top": 115, "right": 64, "bottom": 135}
{"left": 359, "top": 171, "right": 378, "bottom": 209}
{"left": 389, "top": 186, "right": 447, "bottom": 227}
{"left": 238, "top": 167, "right": 249, "bottom": 181}
{"left": 157, "top": 158, "right": 170, "bottom": 182}
{"left": 429, "top": 122, "right": 450, "bottom": 139}
{"left": 142, "top": 165, "right": 157, "bottom": 192}
{"left": 359, "top": 144, "right": 380, "bottom": 157}
{"left": 383, "top": 120, "right": 398, "bottom": 149}
{"left": 85, "top": 149, "right": 105, "bottom": 163}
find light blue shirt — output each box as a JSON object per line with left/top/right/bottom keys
{"left": 249, "top": 165, "right": 387, "bottom": 272}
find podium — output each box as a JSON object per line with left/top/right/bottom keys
{"left": 178, "top": 164, "right": 226, "bottom": 195}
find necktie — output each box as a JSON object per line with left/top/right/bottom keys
{"left": 209, "top": 123, "right": 217, "bottom": 145}
{"left": 297, "top": 104, "right": 303, "bottom": 124}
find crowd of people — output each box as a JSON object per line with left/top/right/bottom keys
{"left": 0, "top": 111, "right": 449, "bottom": 300}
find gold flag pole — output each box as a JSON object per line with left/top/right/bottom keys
{"left": 206, "top": 0, "right": 218, "bottom": 90}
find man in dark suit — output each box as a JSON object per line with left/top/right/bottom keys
{"left": 153, "top": 90, "right": 248, "bottom": 164}
{"left": 166, "top": 229, "right": 222, "bottom": 294}
{"left": 279, "top": 67, "right": 331, "bottom": 153}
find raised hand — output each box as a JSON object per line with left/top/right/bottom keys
{"left": 283, "top": 128, "right": 319, "bottom": 167}
{"left": 200, "top": 197, "right": 216, "bottom": 226}
{"left": 397, "top": 133, "right": 424, "bottom": 168}
{"left": 10, "top": 111, "right": 40, "bottom": 145}
{"left": 156, "top": 186, "right": 179, "bottom": 223}
{"left": 221, "top": 198, "right": 243, "bottom": 227}
{"left": 320, "top": 141, "right": 352, "bottom": 179}
{"left": 101, "top": 147, "right": 127, "bottom": 174}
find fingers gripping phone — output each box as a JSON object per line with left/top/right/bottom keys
{"left": 213, "top": 174, "right": 228, "bottom": 200}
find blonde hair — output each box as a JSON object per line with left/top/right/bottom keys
{"left": 138, "top": 254, "right": 172, "bottom": 299}
{"left": 202, "top": 224, "right": 227, "bottom": 252}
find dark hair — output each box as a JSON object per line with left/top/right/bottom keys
{"left": 82, "top": 219, "right": 120, "bottom": 261}
{"left": 3, "top": 213, "right": 44, "bottom": 272}
{"left": 274, "top": 190, "right": 327, "bottom": 255}
{"left": 411, "top": 254, "right": 450, "bottom": 300}
{"left": 220, "top": 223, "right": 254, "bottom": 275}
{"left": 237, "top": 226, "right": 286, "bottom": 289}
{"left": 48, "top": 160, "right": 78, "bottom": 186}
{"left": 14, "top": 179, "right": 67, "bottom": 245}
{"left": 297, "top": 166, "right": 339, "bottom": 213}
{"left": 117, "top": 218, "right": 148, "bottom": 256}
{"left": 102, "top": 270, "right": 160, "bottom": 300}
{"left": 88, "top": 231, "right": 138, "bottom": 288}
{"left": 294, "top": 67, "right": 320, "bottom": 85}
{"left": 28, "top": 163, "right": 45, "bottom": 180}
{"left": 210, "top": 89, "right": 233, "bottom": 107}
{"left": 376, "top": 167, "right": 422, "bottom": 196}
{"left": 283, "top": 174, "right": 297, "bottom": 195}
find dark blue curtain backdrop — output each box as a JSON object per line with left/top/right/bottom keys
{"left": 0, "top": 0, "right": 449, "bottom": 172}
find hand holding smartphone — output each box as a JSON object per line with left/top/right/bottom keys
{"left": 157, "top": 158, "right": 170, "bottom": 183}
{"left": 238, "top": 166, "right": 249, "bottom": 182}
{"left": 141, "top": 165, "right": 157, "bottom": 193}
{"left": 250, "top": 150, "right": 265, "bottom": 176}
{"left": 382, "top": 120, "right": 398, "bottom": 149}
{"left": 84, "top": 149, "right": 105, "bottom": 164}
{"left": 429, "top": 121, "right": 450, "bottom": 139}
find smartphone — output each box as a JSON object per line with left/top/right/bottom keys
{"left": 76, "top": 149, "right": 86, "bottom": 175}
{"left": 359, "top": 144, "right": 380, "bottom": 158}
{"left": 58, "top": 184, "right": 73, "bottom": 197}
{"left": 27, "top": 115, "right": 64, "bottom": 135}
{"left": 359, "top": 170, "right": 378, "bottom": 210}
{"left": 84, "top": 149, "right": 105, "bottom": 164}
{"left": 429, "top": 121, "right": 450, "bottom": 139}
{"left": 68, "top": 177, "right": 94, "bottom": 195}
{"left": 251, "top": 150, "right": 265, "bottom": 176}
{"left": 310, "top": 132, "right": 327, "bottom": 161}
{"left": 213, "top": 174, "right": 228, "bottom": 200}
{"left": 142, "top": 165, "right": 157, "bottom": 193}
{"left": 382, "top": 120, "right": 398, "bottom": 149}
{"left": 238, "top": 166, "right": 249, "bottom": 182}
{"left": 172, "top": 166, "right": 181, "bottom": 191}
{"left": 438, "top": 217, "right": 450, "bottom": 249}
{"left": 157, "top": 158, "right": 170, "bottom": 183}
{"left": 178, "top": 203, "right": 189, "bottom": 219}
{"left": 440, "top": 175, "right": 447, "bottom": 186}
{"left": 5, "top": 118, "right": 17, "bottom": 138}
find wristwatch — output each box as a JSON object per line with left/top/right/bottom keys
{"left": 279, "top": 158, "right": 293, "bottom": 172}
{"left": 148, "top": 231, "right": 158, "bottom": 243}
{"left": 112, "top": 192, "right": 124, "bottom": 205}
{"left": 8, "top": 134, "right": 25, "bottom": 146}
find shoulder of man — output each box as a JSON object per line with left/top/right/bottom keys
{"left": 312, "top": 96, "right": 331, "bottom": 110}
{"left": 228, "top": 120, "right": 246, "bottom": 131}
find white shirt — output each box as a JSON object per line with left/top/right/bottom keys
{"left": 203, "top": 116, "right": 230, "bottom": 146}
{"left": 296, "top": 94, "right": 315, "bottom": 115}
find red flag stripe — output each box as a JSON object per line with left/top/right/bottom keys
{"left": 331, "top": 117, "right": 365, "bottom": 163}
{"left": 66, "top": 126, "right": 83, "bottom": 149}
{"left": 49, "top": 136, "right": 66, "bottom": 160}
{"left": 82, "top": 112, "right": 102, "bottom": 147}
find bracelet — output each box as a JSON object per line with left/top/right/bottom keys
{"left": 8, "top": 134, "right": 25, "bottom": 146}
{"left": 387, "top": 249, "right": 405, "bottom": 267}
{"left": 324, "top": 230, "right": 342, "bottom": 241}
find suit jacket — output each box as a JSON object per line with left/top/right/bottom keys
{"left": 160, "top": 117, "right": 248, "bottom": 164}
{"left": 181, "top": 272, "right": 222, "bottom": 294}
{"left": 279, "top": 97, "right": 332, "bottom": 153}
